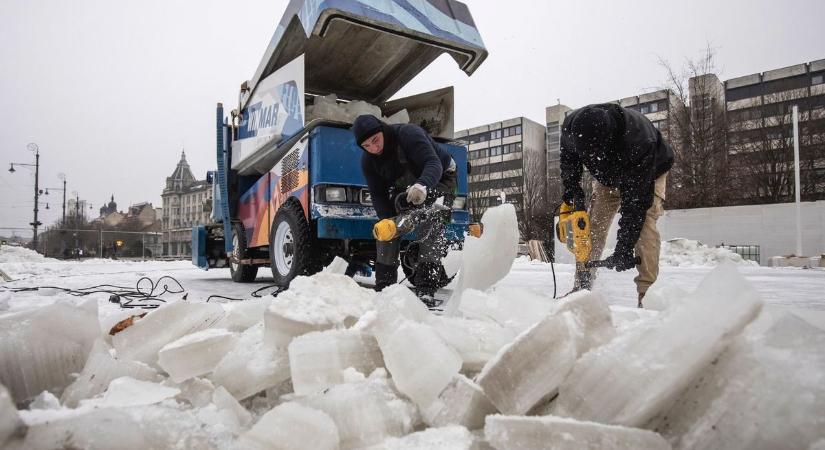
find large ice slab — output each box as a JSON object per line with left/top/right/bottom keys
{"left": 210, "top": 323, "right": 291, "bottom": 400}
{"left": 0, "top": 384, "right": 25, "bottom": 447}
{"left": 80, "top": 376, "right": 180, "bottom": 408}
{"left": 9, "top": 405, "right": 218, "bottom": 450}
{"left": 0, "top": 299, "right": 99, "bottom": 403}
{"left": 158, "top": 328, "right": 238, "bottom": 382}
{"left": 485, "top": 415, "right": 671, "bottom": 450}
{"left": 264, "top": 273, "right": 375, "bottom": 348}
{"left": 214, "top": 298, "right": 271, "bottom": 332}
{"left": 656, "top": 312, "right": 825, "bottom": 450}
{"left": 447, "top": 204, "right": 519, "bottom": 315}
{"left": 549, "top": 290, "right": 615, "bottom": 355}
{"left": 477, "top": 312, "right": 578, "bottom": 415}
{"left": 237, "top": 402, "right": 339, "bottom": 450}
{"left": 288, "top": 329, "right": 383, "bottom": 395}
{"left": 379, "top": 320, "right": 462, "bottom": 409}
{"left": 61, "top": 340, "right": 160, "bottom": 407}
{"left": 363, "top": 425, "right": 474, "bottom": 450}
{"left": 553, "top": 264, "right": 763, "bottom": 427}
{"left": 296, "top": 377, "right": 417, "bottom": 449}
{"left": 422, "top": 374, "right": 497, "bottom": 430}
{"left": 112, "top": 300, "right": 225, "bottom": 366}
{"left": 430, "top": 316, "right": 515, "bottom": 373}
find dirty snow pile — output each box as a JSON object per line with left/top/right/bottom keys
{"left": 2, "top": 206, "right": 825, "bottom": 450}
{"left": 660, "top": 238, "right": 758, "bottom": 267}
{"left": 0, "top": 245, "right": 53, "bottom": 264}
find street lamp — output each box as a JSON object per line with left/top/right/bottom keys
{"left": 42, "top": 173, "right": 68, "bottom": 227}
{"left": 9, "top": 143, "right": 42, "bottom": 250}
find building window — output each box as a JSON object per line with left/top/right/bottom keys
{"left": 640, "top": 104, "right": 650, "bottom": 114}
{"left": 491, "top": 129, "right": 502, "bottom": 139}
{"left": 649, "top": 102, "right": 659, "bottom": 113}
{"left": 813, "top": 74, "right": 824, "bottom": 85}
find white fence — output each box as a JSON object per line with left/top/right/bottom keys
{"left": 554, "top": 200, "right": 825, "bottom": 265}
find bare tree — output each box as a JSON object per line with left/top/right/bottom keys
{"left": 516, "top": 150, "right": 551, "bottom": 241}
{"left": 659, "top": 45, "right": 730, "bottom": 208}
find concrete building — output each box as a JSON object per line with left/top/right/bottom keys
{"left": 456, "top": 117, "right": 547, "bottom": 238}
{"left": 161, "top": 151, "right": 213, "bottom": 257}
{"left": 721, "top": 59, "right": 825, "bottom": 204}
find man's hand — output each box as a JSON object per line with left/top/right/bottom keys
{"left": 600, "top": 251, "right": 637, "bottom": 272}
{"left": 406, "top": 183, "right": 427, "bottom": 205}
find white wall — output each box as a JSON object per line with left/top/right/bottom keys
{"left": 553, "top": 201, "right": 825, "bottom": 265}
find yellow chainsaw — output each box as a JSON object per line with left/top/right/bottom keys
{"left": 555, "top": 201, "right": 594, "bottom": 290}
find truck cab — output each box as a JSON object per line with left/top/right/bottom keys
{"left": 193, "top": 0, "right": 487, "bottom": 286}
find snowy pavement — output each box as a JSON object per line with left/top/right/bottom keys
{"left": 2, "top": 254, "right": 824, "bottom": 334}
{"left": 2, "top": 230, "right": 825, "bottom": 449}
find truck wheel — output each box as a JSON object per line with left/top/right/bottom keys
{"left": 401, "top": 244, "right": 454, "bottom": 289}
{"left": 229, "top": 223, "right": 258, "bottom": 282}
{"left": 270, "top": 202, "right": 311, "bottom": 286}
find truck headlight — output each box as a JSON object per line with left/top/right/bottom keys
{"left": 452, "top": 196, "right": 467, "bottom": 209}
{"left": 325, "top": 187, "right": 347, "bottom": 202}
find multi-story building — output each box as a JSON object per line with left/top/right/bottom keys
{"left": 161, "top": 151, "right": 213, "bottom": 256}
{"left": 721, "top": 59, "right": 825, "bottom": 204}
{"left": 455, "top": 117, "right": 547, "bottom": 239}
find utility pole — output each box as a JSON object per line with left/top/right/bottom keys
{"left": 8, "top": 143, "right": 42, "bottom": 250}
{"left": 792, "top": 105, "right": 802, "bottom": 257}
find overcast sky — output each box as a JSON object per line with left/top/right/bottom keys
{"left": 1, "top": 0, "right": 823, "bottom": 235}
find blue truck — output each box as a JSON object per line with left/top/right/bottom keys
{"left": 193, "top": 0, "right": 487, "bottom": 286}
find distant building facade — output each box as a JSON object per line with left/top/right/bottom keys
{"left": 161, "top": 151, "right": 213, "bottom": 257}
{"left": 722, "top": 59, "right": 825, "bottom": 204}
{"left": 456, "top": 117, "right": 548, "bottom": 239}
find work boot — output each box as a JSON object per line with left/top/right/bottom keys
{"left": 637, "top": 292, "right": 645, "bottom": 309}
{"left": 374, "top": 262, "right": 398, "bottom": 292}
{"left": 413, "top": 261, "right": 441, "bottom": 305}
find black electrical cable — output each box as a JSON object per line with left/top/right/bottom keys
{"left": 0, "top": 275, "right": 186, "bottom": 310}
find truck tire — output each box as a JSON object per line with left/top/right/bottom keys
{"left": 229, "top": 223, "right": 258, "bottom": 282}
{"left": 401, "top": 243, "right": 454, "bottom": 289}
{"left": 270, "top": 201, "right": 311, "bottom": 286}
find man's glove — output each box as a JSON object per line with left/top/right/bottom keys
{"left": 600, "top": 250, "right": 637, "bottom": 272}
{"left": 406, "top": 183, "right": 427, "bottom": 205}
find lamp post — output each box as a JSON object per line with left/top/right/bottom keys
{"left": 9, "top": 143, "right": 42, "bottom": 250}
{"left": 42, "top": 173, "right": 68, "bottom": 227}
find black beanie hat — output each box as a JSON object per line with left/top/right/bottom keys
{"left": 570, "top": 106, "right": 615, "bottom": 150}
{"left": 352, "top": 115, "right": 384, "bottom": 145}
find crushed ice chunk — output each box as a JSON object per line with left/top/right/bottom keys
{"left": 210, "top": 323, "right": 290, "bottom": 400}
{"left": 421, "top": 375, "right": 497, "bottom": 430}
{"left": 288, "top": 329, "right": 383, "bottom": 395}
{"left": 112, "top": 300, "right": 225, "bottom": 366}
{"left": 238, "top": 402, "right": 339, "bottom": 450}
{"left": 379, "top": 320, "right": 462, "bottom": 409}
{"left": 296, "top": 378, "right": 418, "bottom": 449}
{"left": 485, "top": 415, "right": 671, "bottom": 450}
{"left": 0, "top": 383, "right": 25, "bottom": 446}
{"left": 553, "top": 264, "right": 763, "bottom": 427}
{"left": 657, "top": 312, "right": 825, "bottom": 450}
{"left": 363, "top": 425, "right": 474, "bottom": 450}
{"left": 80, "top": 377, "right": 179, "bottom": 409}
{"left": 158, "top": 328, "right": 238, "bottom": 383}
{"left": 0, "top": 299, "right": 99, "bottom": 403}
{"left": 477, "top": 312, "right": 578, "bottom": 415}
{"left": 28, "top": 391, "right": 60, "bottom": 410}
{"left": 61, "top": 340, "right": 160, "bottom": 407}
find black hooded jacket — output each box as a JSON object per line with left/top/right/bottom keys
{"left": 560, "top": 103, "right": 674, "bottom": 256}
{"left": 361, "top": 123, "right": 453, "bottom": 219}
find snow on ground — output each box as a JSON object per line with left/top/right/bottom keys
{"left": 1, "top": 208, "right": 825, "bottom": 449}
{"left": 659, "top": 238, "right": 758, "bottom": 267}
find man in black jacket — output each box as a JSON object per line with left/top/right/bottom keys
{"left": 352, "top": 114, "right": 457, "bottom": 302}
{"left": 560, "top": 103, "right": 674, "bottom": 306}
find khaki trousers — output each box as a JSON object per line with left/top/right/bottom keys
{"left": 588, "top": 174, "right": 667, "bottom": 296}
